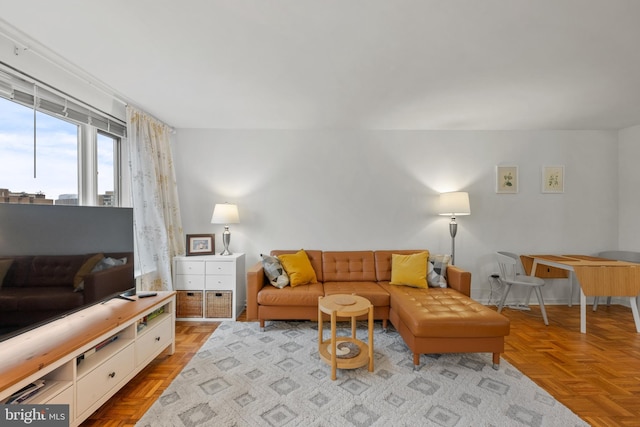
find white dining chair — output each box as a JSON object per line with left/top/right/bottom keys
{"left": 495, "top": 252, "right": 549, "bottom": 325}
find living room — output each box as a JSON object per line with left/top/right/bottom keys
{"left": 1, "top": 2, "right": 640, "bottom": 426}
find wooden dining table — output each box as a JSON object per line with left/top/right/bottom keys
{"left": 521, "top": 254, "right": 640, "bottom": 333}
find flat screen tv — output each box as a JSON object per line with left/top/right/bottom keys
{"left": 0, "top": 204, "right": 135, "bottom": 342}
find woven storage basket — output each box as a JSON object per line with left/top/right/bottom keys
{"left": 176, "top": 291, "right": 203, "bottom": 318}
{"left": 206, "top": 290, "right": 232, "bottom": 318}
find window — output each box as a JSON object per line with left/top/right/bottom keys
{"left": 0, "top": 69, "right": 126, "bottom": 206}
{"left": 97, "top": 132, "right": 119, "bottom": 206}
{"left": 0, "top": 97, "right": 78, "bottom": 204}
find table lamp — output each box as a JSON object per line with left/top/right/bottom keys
{"left": 211, "top": 203, "right": 240, "bottom": 255}
{"left": 438, "top": 192, "right": 470, "bottom": 265}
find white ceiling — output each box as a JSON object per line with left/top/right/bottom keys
{"left": 2, "top": 0, "right": 640, "bottom": 130}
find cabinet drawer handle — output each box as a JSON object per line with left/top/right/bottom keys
{"left": 108, "top": 372, "right": 116, "bottom": 378}
{"left": 187, "top": 292, "right": 195, "bottom": 296}
{"left": 155, "top": 336, "right": 161, "bottom": 341}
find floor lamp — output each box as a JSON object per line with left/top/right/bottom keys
{"left": 438, "top": 192, "right": 471, "bottom": 265}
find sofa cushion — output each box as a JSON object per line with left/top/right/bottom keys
{"left": 427, "top": 254, "right": 451, "bottom": 288}
{"left": 257, "top": 282, "right": 324, "bottom": 307}
{"left": 261, "top": 254, "right": 290, "bottom": 288}
{"left": 389, "top": 252, "right": 428, "bottom": 288}
{"left": 323, "top": 281, "right": 390, "bottom": 307}
{"left": 278, "top": 250, "right": 318, "bottom": 287}
{"left": 322, "top": 251, "right": 376, "bottom": 282}
{"left": 373, "top": 250, "right": 429, "bottom": 282}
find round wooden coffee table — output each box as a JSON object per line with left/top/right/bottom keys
{"left": 317, "top": 294, "right": 374, "bottom": 380}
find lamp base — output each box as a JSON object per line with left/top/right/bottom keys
{"left": 449, "top": 218, "right": 458, "bottom": 265}
{"left": 219, "top": 226, "right": 233, "bottom": 256}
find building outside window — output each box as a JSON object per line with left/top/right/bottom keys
{"left": 97, "top": 132, "right": 118, "bottom": 206}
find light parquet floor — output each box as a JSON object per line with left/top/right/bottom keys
{"left": 501, "top": 304, "right": 640, "bottom": 427}
{"left": 81, "top": 304, "right": 640, "bottom": 427}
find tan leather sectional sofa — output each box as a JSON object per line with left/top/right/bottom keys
{"left": 246, "top": 250, "right": 510, "bottom": 368}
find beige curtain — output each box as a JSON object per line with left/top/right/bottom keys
{"left": 126, "top": 106, "right": 184, "bottom": 291}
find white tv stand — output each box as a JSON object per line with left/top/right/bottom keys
{"left": 0, "top": 291, "right": 176, "bottom": 426}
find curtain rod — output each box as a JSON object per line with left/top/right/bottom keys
{"left": 0, "top": 23, "right": 129, "bottom": 106}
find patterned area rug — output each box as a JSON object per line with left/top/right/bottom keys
{"left": 137, "top": 321, "right": 587, "bottom": 427}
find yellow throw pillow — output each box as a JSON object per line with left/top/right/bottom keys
{"left": 74, "top": 253, "right": 104, "bottom": 290}
{"left": 389, "top": 252, "right": 428, "bottom": 288}
{"left": 278, "top": 250, "right": 318, "bottom": 287}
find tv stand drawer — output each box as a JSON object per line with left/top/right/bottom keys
{"left": 136, "top": 316, "right": 172, "bottom": 365}
{"left": 76, "top": 343, "right": 135, "bottom": 416}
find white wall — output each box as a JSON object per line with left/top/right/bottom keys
{"left": 0, "top": 30, "right": 125, "bottom": 121}
{"left": 173, "top": 129, "right": 619, "bottom": 304}
{"left": 0, "top": 20, "right": 632, "bottom": 307}
{"left": 618, "top": 125, "right": 640, "bottom": 251}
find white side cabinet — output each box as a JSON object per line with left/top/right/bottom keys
{"left": 173, "top": 253, "right": 246, "bottom": 320}
{"left": 0, "top": 292, "right": 176, "bottom": 427}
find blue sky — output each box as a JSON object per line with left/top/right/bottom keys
{"left": 0, "top": 97, "right": 113, "bottom": 201}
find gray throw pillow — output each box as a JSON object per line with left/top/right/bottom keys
{"left": 427, "top": 254, "right": 451, "bottom": 288}
{"left": 261, "top": 254, "right": 290, "bottom": 289}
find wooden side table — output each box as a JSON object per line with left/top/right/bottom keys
{"left": 318, "top": 294, "right": 374, "bottom": 380}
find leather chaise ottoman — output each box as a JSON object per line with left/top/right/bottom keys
{"left": 381, "top": 283, "right": 510, "bottom": 369}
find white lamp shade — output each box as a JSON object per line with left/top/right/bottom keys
{"left": 211, "top": 203, "right": 240, "bottom": 224}
{"left": 438, "top": 192, "right": 470, "bottom": 216}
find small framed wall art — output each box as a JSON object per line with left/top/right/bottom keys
{"left": 186, "top": 234, "right": 215, "bottom": 256}
{"left": 495, "top": 165, "right": 518, "bottom": 194}
{"left": 542, "top": 165, "right": 564, "bottom": 193}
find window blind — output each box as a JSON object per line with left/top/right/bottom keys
{"left": 0, "top": 66, "right": 126, "bottom": 138}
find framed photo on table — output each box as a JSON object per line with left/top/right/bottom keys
{"left": 542, "top": 165, "right": 564, "bottom": 193}
{"left": 495, "top": 165, "right": 518, "bottom": 194}
{"left": 186, "top": 234, "right": 215, "bottom": 256}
